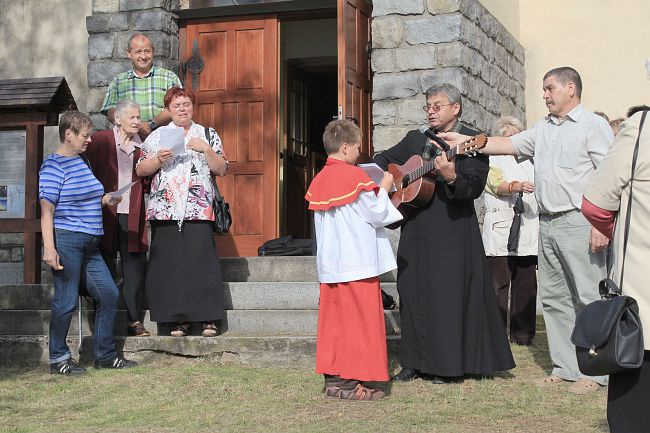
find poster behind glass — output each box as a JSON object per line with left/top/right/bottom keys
{"left": 0, "top": 131, "right": 26, "bottom": 218}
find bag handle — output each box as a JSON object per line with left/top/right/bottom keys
{"left": 204, "top": 126, "right": 225, "bottom": 201}
{"left": 617, "top": 110, "right": 647, "bottom": 292}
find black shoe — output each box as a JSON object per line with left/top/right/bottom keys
{"left": 94, "top": 355, "right": 138, "bottom": 369}
{"left": 390, "top": 368, "right": 420, "bottom": 382}
{"left": 50, "top": 358, "right": 86, "bottom": 375}
{"left": 430, "top": 375, "right": 463, "bottom": 385}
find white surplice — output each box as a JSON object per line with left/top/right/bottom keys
{"left": 314, "top": 188, "right": 402, "bottom": 283}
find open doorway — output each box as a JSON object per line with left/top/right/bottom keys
{"left": 280, "top": 18, "right": 337, "bottom": 241}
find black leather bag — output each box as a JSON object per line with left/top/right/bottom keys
{"left": 571, "top": 278, "right": 644, "bottom": 376}
{"left": 570, "top": 110, "right": 647, "bottom": 376}
{"left": 203, "top": 126, "right": 232, "bottom": 235}
{"left": 212, "top": 187, "right": 231, "bottom": 235}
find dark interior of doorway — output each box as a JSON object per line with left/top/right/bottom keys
{"left": 284, "top": 61, "right": 337, "bottom": 242}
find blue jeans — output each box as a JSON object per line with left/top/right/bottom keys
{"left": 50, "top": 229, "right": 119, "bottom": 364}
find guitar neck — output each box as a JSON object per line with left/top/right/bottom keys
{"left": 407, "top": 147, "right": 459, "bottom": 184}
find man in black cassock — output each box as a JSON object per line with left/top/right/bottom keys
{"left": 373, "top": 83, "right": 515, "bottom": 384}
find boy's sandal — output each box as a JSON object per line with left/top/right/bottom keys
{"left": 202, "top": 322, "right": 218, "bottom": 337}
{"left": 335, "top": 384, "right": 385, "bottom": 401}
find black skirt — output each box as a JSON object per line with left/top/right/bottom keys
{"left": 608, "top": 350, "right": 650, "bottom": 433}
{"left": 146, "top": 220, "right": 224, "bottom": 323}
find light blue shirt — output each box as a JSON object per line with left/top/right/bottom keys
{"left": 510, "top": 104, "right": 614, "bottom": 214}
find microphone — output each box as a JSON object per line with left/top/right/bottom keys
{"left": 419, "top": 125, "right": 450, "bottom": 151}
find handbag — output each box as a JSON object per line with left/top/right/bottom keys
{"left": 204, "top": 127, "right": 232, "bottom": 235}
{"left": 570, "top": 110, "right": 648, "bottom": 376}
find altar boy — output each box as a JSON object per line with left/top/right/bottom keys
{"left": 305, "top": 119, "right": 402, "bottom": 400}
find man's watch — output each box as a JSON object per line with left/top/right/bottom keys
{"left": 147, "top": 119, "right": 157, "bottom": 131}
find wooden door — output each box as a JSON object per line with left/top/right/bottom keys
{"left": 185, "top": 16, "right": 278, "bottom": 256}
{"left": 337, "top": 0, "right": 372, "bottom": 158}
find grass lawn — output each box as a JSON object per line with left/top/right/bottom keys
{"left": 0, "top": 326, "right": 608, "bottom": 433}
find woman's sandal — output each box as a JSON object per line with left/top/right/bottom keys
{"left": 202, "top": 322, "right": 218, "bottom": 337}
{"left": 171, "top": 322, "right": 191, "bottom": 337}
{"left": 328, "top": 384, "right": 385, "bottom": 401}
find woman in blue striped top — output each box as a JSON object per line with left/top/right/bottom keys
{"left": 39, "top": 111, "right": 137, "bottom": 374}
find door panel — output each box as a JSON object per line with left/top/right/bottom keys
{"left": 338, "top": 0, "right": 372, "bottom": 158}
{"left": 185, "top": 16, "right": 278, "bottom": 256}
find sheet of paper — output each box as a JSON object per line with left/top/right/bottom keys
{"left": 107, "top": 181, "right": 138, "bottom": 198}
{"left": 358, "top": 163, "right": 397, "bottom": 192}
{"left": 159, "top": 127, "right": 186, "bottom": 156}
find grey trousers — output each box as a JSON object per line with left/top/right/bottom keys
{"left": 538, "top": 210, "right": 607, "bottom": 384}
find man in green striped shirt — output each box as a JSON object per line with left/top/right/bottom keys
{"left": 101, "top": 33, "right": 181, "bottom": 139}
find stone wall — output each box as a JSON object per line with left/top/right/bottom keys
{"left": 86, "top": 0, "right": 181, "bottom": 129}
{"left": 371, "top": 0, "right": 526, "bottom": 152}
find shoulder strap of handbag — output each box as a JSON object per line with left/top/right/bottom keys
{"left": 204, "top": 126, "right": 225, "bottom": 201}
{"left": 618, "top": 110, "right": 648, "bottom": 290}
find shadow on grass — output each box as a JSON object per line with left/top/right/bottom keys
{"left": 530, "top": 315, "right": 554, "bottom": 373}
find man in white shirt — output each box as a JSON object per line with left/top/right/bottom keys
{"left": 440, "top": 67, "right": 614, "bottom": 394}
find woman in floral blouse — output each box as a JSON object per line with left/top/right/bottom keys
{"left": 136, "top": 86, "right": 228, "bottom": 337}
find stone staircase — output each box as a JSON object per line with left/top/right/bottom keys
{"left": 0, "top": 257, "right": 400, "bottom": 368}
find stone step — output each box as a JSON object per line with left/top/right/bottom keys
{"left": 0, "top": 335, "right": 401, "bottom": 368}
{"left": 0, "top": 283, "right": 399, "bottom": 310}
{"left": 0, "top": 257, "right": 397, "bottom": 284}
{"left": 0, "top": 309, "right": 402, "bottom": 337}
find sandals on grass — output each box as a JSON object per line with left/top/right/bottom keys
{"left": 325, "top": 383, "right": 385, "bottom": 401}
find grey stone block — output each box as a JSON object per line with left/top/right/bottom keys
{"left": 421, "top": 67, "right": 466, "bottom": 93}
{"left": 371, "top": 49, "right": 395, "bottom": 74}
{"left": 87, "top": 60, "right": 130, "bottom": 87}
{"left": 93, "top": 0, "right": 120, "bottom": 14}
{"left": 459, "top": 18, "right": 481, "bottom": 52}
{"left": 373, "top": 71, "right": 421, "bottom": 100}
{"left": 90, "top": 113, "right": 112, "bottom": 131}
{"left": 11, "top": 248, "right": 22, "bottom": 263}
{"left": 373, "top": 125, "right": 415, "bottom": 152}
{"left": 371, "top": 17, "right": 404, "bottom": 49}
{"left": 426, "top": 0, "right": 461, "bottom": 14}
{"left": 373, "top": 100, "right": 397, "bottom": 126}
{"left": 128, "top": 10, "right": 178, "bottom": 34}
{"left": 86, "top": 13, "right": 128, "bottom": 34}
{"left": 436, "top": 42, "right": 464, "bottom": 68}
{"left": 120, "top": 0, "right": 180, "bottom": 11}
{"left": 395, "top": 45, "right": 436, "bottom": 71}
{"left": 88, "top": 33, "right": 115, "bottom": 60}
{"left": 396, "top": 98, "right": 427, "bottom": 125}
{"left": 372, "top": 0, "right": 424, "bottom": 16}
{"left": 404, "top": 13, "right": 462, "bottom": 45}
{"left": 0, "top": 234, "right": 22, "bottom": 245}
{"left": 0, "top": 249, "right": 10, "bottom": 262}
{"left": 220, "top": 256, "right": 317, "bottom": 282}
{"left": 86, "top": 87, "right": 108, "bottom": 113}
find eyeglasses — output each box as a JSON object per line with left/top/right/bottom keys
{"left": 422, "top": 103, "right": 454, "bottom": 112}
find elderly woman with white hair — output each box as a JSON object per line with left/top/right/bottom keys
{"left": 482, "top": 116, "right": 539, "bottom": 346}
{"left": 86, "top": 99, "right": 151, "bottom": 337}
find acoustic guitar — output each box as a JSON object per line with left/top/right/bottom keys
{"left": 387, "top": 134, "right": 487, "bottom": 225}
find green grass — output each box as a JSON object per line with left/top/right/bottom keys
{"left": 0, "top": 330, "right": 608, "bottom": 433}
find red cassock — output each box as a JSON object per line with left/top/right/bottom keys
{"left": 306, "top": 158, "right": 389, "bottom": 382}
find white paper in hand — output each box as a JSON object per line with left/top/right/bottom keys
{"left": 159, "top": 128, "right": 185, "bottom": 156}
{"left": 107, "top": 181, "right": 138, "bottom": 198}
{"left": 358, "top": 163, "right": 397, "bottom": 192}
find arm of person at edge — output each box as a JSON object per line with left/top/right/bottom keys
{"left": 40, "top": 199, "right": 62, "bottom": 270}
{"left": 485, "top": 166, "right": 534, "bottom": 196}
{"left": 186, "top": 137, "right": 228, "bottom": 176}
{"left": 582, "top": 197, "right": 616, "bottom": 240}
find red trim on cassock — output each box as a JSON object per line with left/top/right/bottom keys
{"left": 305, "top": 158, "right": 378, "bottom": 211}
